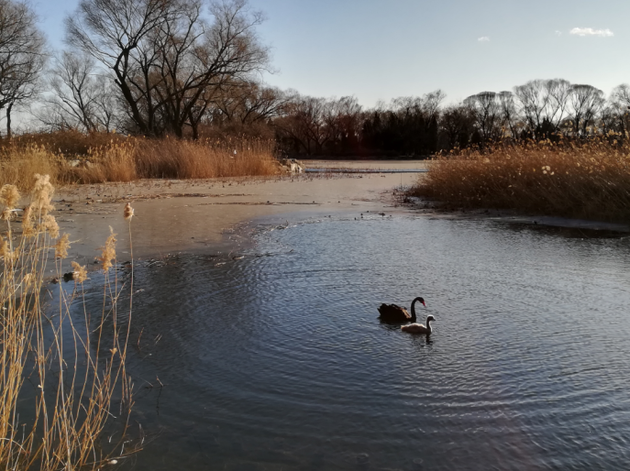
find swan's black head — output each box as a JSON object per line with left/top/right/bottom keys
{"left": 416, "top": 297, "right": 426, "bottom": 307}
{"left": 427, "top": 315, "right": 436, "bottom": 322}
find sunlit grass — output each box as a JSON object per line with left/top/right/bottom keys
{"left": 133, "top": 137, "right": 279, "bottom": 179}
{"left": 0, "top": 176, "right": 137, "bottom": 469}
{"left": 0, "top": 132, "right": 280, "bottom": 190}
{"left": 410, "top": 138, "right": 630, "bottom": 222}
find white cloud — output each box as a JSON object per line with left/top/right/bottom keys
{"left": 555, "top": 30, "right": 562, "bottom": 37}
{"left": 569, "top": 27, "right": 614, "bottom": 37}
{"left": 477, "top": 36, "right": 490, "bottom": 42}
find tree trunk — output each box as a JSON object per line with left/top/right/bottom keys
{"left": 6, "top": 103, "right": 12, "bottom": 139}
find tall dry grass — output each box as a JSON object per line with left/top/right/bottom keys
{"left": 0, "top": 176, "right": 137, "bottom": 469}
{"left": 411, "top": 138, "right": 630, "bottom": 222}
{"left": 0, "top": 132, "right": 279, "bottom": 191}
{"left": 0, "top": 145, "right": 62, "bottom": 190}
{"left": 133, "top": 137, "right": 279, "bottom": 179}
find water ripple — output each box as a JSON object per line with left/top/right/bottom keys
{"left": 113, "top": 216, "right": 630, "bottom": 470}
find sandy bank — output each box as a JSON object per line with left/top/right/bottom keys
{"left": 54, "top": 161, "right": 428, "bottom": 263}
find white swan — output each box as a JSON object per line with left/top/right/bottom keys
{"left": 401, "top": 315, "right": 436, "bottom": 334}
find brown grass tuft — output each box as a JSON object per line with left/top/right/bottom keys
{"left": 410, "top": 138, "right": 630, "bottom": 222}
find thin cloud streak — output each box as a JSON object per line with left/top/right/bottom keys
{"left": 569, "top": 27, "right": 614, "bottom": 37}
{"left": 477, "top": 36, "right": 490, "bottom": 42}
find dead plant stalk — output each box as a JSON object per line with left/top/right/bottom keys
{"left": 0, "top": 176, "right": 136, "bottom": 469}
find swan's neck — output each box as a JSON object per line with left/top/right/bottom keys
{"left": 410, "top": 299, "right": 418, "bottom": 322}
{"left": 425, "top": 317, "right": 433, "bottom": 333}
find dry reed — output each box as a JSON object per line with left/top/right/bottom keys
{"left": 0, "top": 176, "right": 137, "bottom": 469}
{"left": 133, "top": 137, "right": 279, "bottom": 179}
{"left": 0, "top": 145, "right": 61, "bottom": 190}
{"left": 0, "top": 132, "right": 279, "bottom": 191}
{"left": 411, "top": 138, "right": 630, "bottom": 222}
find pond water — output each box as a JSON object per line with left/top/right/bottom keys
{"left": 74, "top": 214, "right": 630, "bottom": 469}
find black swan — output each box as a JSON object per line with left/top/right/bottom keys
{"left": 401, "top": 315, "right": 436, "bottom": 334}
{"left": 378, "top": 297, "right": 425, "bottom": 323}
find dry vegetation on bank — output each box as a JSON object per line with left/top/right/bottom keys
{"left": 410, "top": 138, "right": 630, "bottom": 223}
{"left": 0, "top": 177, "right": 136, "bottom": 469}
{"left": 0, "top": 131, "right": 280, "bottom": 191}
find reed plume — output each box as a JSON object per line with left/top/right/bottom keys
{"left": 96, "top": 226, "right": 117, "bottom": 272}
{"left": 0, "top": 174, "right": 137, "bottom": 470}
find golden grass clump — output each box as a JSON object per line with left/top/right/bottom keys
{"left": 411, "top": 138, "right": 630, "bottom": 223}
{"left": 0, "top": 174, "right": 137, "bottom": 469}
{"left": 133, "top": 137, "right": 279, "bottom": 179}
{"left": 2, "top": 129, "right": 128, "bottom": 157}
{"left": 1, "top": 131, "right": 280, "bottom": 189}
{"left": 0, "top": 145, "right": 60, "bottom": 190}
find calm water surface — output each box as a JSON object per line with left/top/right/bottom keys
{"left": 94, "top": 215, "right": 630, "bottom": 470}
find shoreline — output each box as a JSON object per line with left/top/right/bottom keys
{"left": 54, "top": 162, "right": 427, "bottom": 264}
{"left": 48, "top": 158, "right": 629, "bottom": 270}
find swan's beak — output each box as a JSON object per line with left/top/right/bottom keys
{"left": 422, "top": 301, "right": 426, "bottom": 307}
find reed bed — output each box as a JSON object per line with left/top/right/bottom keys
{"left": 411, "top": 138, "right": 630, "bottom": 223}
{"left": 0, "top": 132, "right": 280, "bottom": 190}
{"left": 133, "top": 137, "right": 279, "bottom": 179}
{"left": 0, "top": 145, "right": 62, "bottom": 190}
{"left": 0, "top": 176, "right": 137, "bottom": 469}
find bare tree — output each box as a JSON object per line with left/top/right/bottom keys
{"left": 544, "top": 79, "right": 572, "bottom": 129}
{"left": 610, "top": 84, "right": 630, "bottom": 109}
{"left": 322, "top": 96, "right": 362, "bottom": 153}
{"left": 41, "top": 51, "right": 118, "bottom": 132}
{"left": 212, "top": 80, "right": 287, "bottom": 125}
{"left": 66, "top": 0, "right": 270, "bottom": 138}
{"left": 608, "top": 84, "right": 630, "bottom": 133}
{"left": 0, "top": 0, "right": 46, "bottom": 137}
{"left": 497, "top": 91, "right": 520, "bottom": 139}
{"left": 438, "top": 104, "right": 475, "bottom": 149}
{"left": 420, "top": 89, "right": 446, "bottom": 122}
{"left": 569, "top": 84, "right": 605, "bottom": 137}
{"left": 464, "top": 91, "right": 502, "bottom": 144}
{"left": 274, "top": 93, "right": 331, "bottom": 155}
{"left": 514, "top": 80, "right": 548, "bottom": 135}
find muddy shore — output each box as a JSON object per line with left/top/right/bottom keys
{"left": 53, "top": 161, "right": 429, "bottom": 264}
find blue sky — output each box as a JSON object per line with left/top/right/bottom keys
{"left": 35, "top": 0, "right": 629, "bottom": 107}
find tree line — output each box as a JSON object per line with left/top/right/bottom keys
{"left": 2, "top": 0, "right": 630, "bottom": 156}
